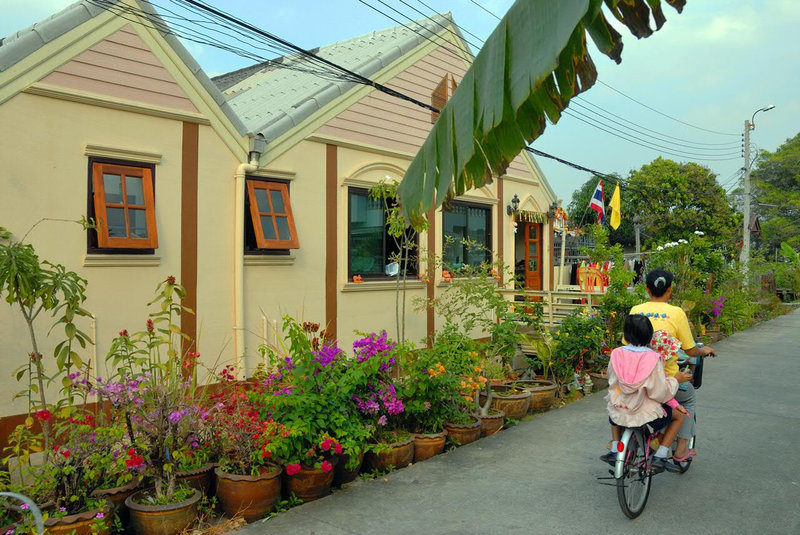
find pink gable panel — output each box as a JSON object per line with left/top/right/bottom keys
{"left": 41, "top": 25, "right": 198, "bottom": 113}
{"left": 316, "top": 44, "right": 534, "bottom": 180}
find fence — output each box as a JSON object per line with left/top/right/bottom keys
{"left": 501, "top": 288, "right": 605, "bottom": 328}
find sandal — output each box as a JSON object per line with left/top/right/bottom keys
{"left": 673, "top": 449, "right": 697, "bottom": 462}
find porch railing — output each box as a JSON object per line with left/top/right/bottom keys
{"left": 501, "top": 288, "right": 605, "bottom": 328}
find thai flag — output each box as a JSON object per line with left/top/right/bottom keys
{"left": 589, "top": 180, "right": 604, "bottom": 224}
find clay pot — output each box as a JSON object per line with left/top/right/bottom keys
{"left": 333, "top": 452, "right": 365, "bottom": 486}
{"left": 176, "top": 463, "right": 215, "bottom": 496}
{"left": 412, "top": 431, "right": 447, "bottom": 462}
{"left": 478, "top": 409, "right": 505, "bottom": 437}
{"left": 482, "top": 385, "right": 530, "bottom": 419}
{"left": 215, "top": 465, "right": 282, "bottom": 523}
{"left": 92, "top": 479, "right": 141, "bottom": 527}
{"left": 444, "top": 418, "right": 481, "bottom": 446}
{"left": 364, "top": 437, "right": 414, "bottom": 472}
{"left": 513, "top": 379, "right": 558, "bottom": 411}
{"left": 44, "top": 508, "right": 110, "bottom": 535}
{"left": 125, "top": 488, "right": 201, "bottom": 535}
{"left": 588, "top": 372, "right": 609, "bottom": 392}
{"left": 283, "top": 458, "right": 337, "bottom": 502}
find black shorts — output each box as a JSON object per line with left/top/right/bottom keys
{"left": 609, "top": 404, "right": 673, "bottom": 431}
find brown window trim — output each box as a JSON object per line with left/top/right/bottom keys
{"left": 87, "top": 158, "right": 157, "bottom": 254}
{"left": 245, "top": 178, "right": 299, "bottom": 250}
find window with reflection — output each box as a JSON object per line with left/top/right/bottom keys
{"left": 90, "top": 161, "right": 157, "bottom": 250}
{"left": 348, "top": 188, "right": 417, "bottom": 279}
{"left": 442, "top": 202, "right": 492, "bottom": 268}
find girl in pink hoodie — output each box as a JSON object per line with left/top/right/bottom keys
{"left": 602, "top": 314, "right": 688, "bottom": 473}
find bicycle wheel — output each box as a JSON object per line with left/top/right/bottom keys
{"left": 617, "top": 429, "right": 652, "bottom": 518}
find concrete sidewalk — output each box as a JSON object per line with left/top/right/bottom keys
{"left": 242, "top": 310, "right": 800, "bottom": 535}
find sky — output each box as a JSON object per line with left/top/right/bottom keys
{"left": 2, "top": 0, "right": 799, "bottom": 208}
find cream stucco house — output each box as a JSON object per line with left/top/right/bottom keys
{"left": 0, "top": 0, "right": 557, "bottom": 437}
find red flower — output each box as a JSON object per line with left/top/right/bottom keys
{"left": 167, "top": 275, "right": 176, "bottom": 285}
{"left": 285, "top": 463, "right": 301, "bottom": 476}
{"left": 321, "top": 460, "right": 333, "bottom": 473}
{"left": 333, "top": 443, "right": 343, "bottom": 455}
{"left": 146, "top": 319, "right": 154, "bottom": 333}
{"left": 119, "top": 330, "right": 129, "bottom": 337}
{"left": 35, "top": 409, "right": 52, "bottom": 422}
{"left": 60, "top": 449, "right": 71, "bottom": 460}
{"left": 320, "top": 438, "right": 334, "bottom": 451}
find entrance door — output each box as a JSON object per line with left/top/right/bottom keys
{"left": 524, "top": 223, "right": 543, "bottom": 292}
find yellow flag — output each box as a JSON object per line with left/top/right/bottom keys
{"left": 609, "top": 183, "right": 621, "bottom": 230}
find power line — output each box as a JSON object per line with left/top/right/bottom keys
{"left": 562, "top": 109, "right": 741, "bottom": 161}
{"left": 596, "top": 80, "right": 739, "bottom": 137}
{"left": 572, "top": 98, "right": 742, "bottom": 148}
{"left": 469, "top": 0, "right": 502, "bottom": 20}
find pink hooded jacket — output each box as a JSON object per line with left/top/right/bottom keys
{"left": 605, "top": 346, "right": 679, "bottom": 427}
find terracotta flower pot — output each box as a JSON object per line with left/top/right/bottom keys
{"left": 92, "top": 479, "right": 141, "bottom": 527}
{"left": 412, "top": 431, "right": 447, "bottom": 462}
{"left": 481, "top": 385, "right": 530, "bottom": 420}
{"left": 333, "top": 452, "right": 365, "bottom": 486}
{"left": 444, "top": 418, "right": 481, "bottom": 446}
{"left": 364, "top": 437, "right": 414, "bottom": 472}
{"left": 125, "top": 488, "right": 201, "bottom": 535}
{"left": 215, "top": 465, "right": 282, "bottom": 523}
{"left": 44, "top": 508, "right": 109, "bottom": 535}
{"left": 176, "top": 463, "right": 215, "bottom": 496}
{"left": 283, "top": 458, "right": 337, "bottom": 503}
{"left": 513, "top": 379, "right": 558, "bottom": 411}
{"left": 478, "top": 409, "right": 505, "bottom": 437}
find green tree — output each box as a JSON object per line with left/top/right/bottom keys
{"left": 566, "top": 173, "right": 635, "bottom": 247}
{"left": 626, "top": 158, "right": 741, "bottom": 251}
{"left": 751, "top": 133, "right": 800, "bottom": 252}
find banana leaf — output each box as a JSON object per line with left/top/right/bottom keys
{"left": 398, "top": 0, "right": 687, "bottom": 218}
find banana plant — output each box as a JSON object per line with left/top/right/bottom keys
{"left": 399, "top": 0, "right": 688, "bottom": 218}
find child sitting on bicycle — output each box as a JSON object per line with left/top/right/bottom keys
{"left": 601, "top": 314, "right": 689, "bottom": 473}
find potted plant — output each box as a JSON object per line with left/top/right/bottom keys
{"left": 518, "top": 332, "right": 558, "bottom": 411}
{"left": 255, "top": 319, "right": 352, "bottom": 501}
{"left": 210, "top": 377, "right": 288, "bottom": 523}
{"left": 551, "top": 309, "right": 606, "bottom": 395}
{"left": 96, "top": 278, "right": 205, "bottom": 535}
{"left": 399, "top": 343, "right": 463, "bottom": 462}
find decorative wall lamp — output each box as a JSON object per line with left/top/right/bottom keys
{"left": 506, "top": 193, "right": 520, "bottom": 216}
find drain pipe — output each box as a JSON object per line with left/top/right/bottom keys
{"left": 234, "top": 134, "right": 266, "bottom": 375}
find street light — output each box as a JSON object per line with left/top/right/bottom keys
{"left": 740, "top": 104, "right": 775, "bottom": 280}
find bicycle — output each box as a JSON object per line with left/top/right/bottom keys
{"left": 611, "top": 343, "right": 712, "bottom": 517}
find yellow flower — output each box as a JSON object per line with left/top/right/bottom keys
{"left": 555, "top": 331, "right": 560, "bottom": 336}
{"left": 464, "top": 396, "right": 473, "bottom": 402}
{"left": 460, "top": 381, "right": 466, "bottom": 388}
{"left": 509, "top": 305, "right": 515, "bottom": 312}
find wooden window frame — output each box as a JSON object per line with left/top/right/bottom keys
{"left": 90, "top": 160, "right": 158, "bottom": 250}
{"left": 246, "top": 180, "right": 299, "bottom": 250}
{"left": 442, "top": 200, "right": 493, "bottom": 267}
{"left": 347, "top": 187, "right": 418, "bottom": 280}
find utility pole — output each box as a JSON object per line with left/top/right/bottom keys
{"left": 740, "top": 105, "right": 775, "bottom": 283}
{"left": 633, "top": 214, "right": 641, "bottom": 257}
{"left": 740, "top": 119, "right": 752, "bottom": 279}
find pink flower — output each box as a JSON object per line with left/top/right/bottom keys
{"left": 321, "top": 460, "right": 332, "bottom": 473}
{"left": 95, "top": 513, "right": 104, "bottom": 519}
{"left": 320, "top": 438, "right": 334, "bottom": 451}
{"left": 333, "top": 443, "right": 343, "bottom": 455}
{"left": 285, "top": 463, "right": 301, "bottom": 476}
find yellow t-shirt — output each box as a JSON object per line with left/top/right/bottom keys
{"left": 629, "top": 301, "right": 696, "bottom": 377}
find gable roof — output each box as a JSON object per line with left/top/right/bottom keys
{"left": 213, "top": 13, "right": 470, "bottom": 142}
{"left": 0, "top": 0, "right": 247, "bottom": 135}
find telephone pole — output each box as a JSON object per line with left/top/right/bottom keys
{"left": 633, "top": 214, "right": 641, "bottom": 257}
{"left": 740, "top": 105, "right": 775, "bottom": 282}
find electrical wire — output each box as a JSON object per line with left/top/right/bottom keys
{"left": 596, "top": 80, "right": 740, "bottom": 137}
{"left": 469, "top": 0, "right": 502, "bottom": 20}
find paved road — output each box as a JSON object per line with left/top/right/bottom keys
{"left": 242, "top": 310, "right": 800, "bottom": 535}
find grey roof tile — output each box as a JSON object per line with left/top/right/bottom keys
{"left": 214, "top": 13, "right": 469, "bottom": 141}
